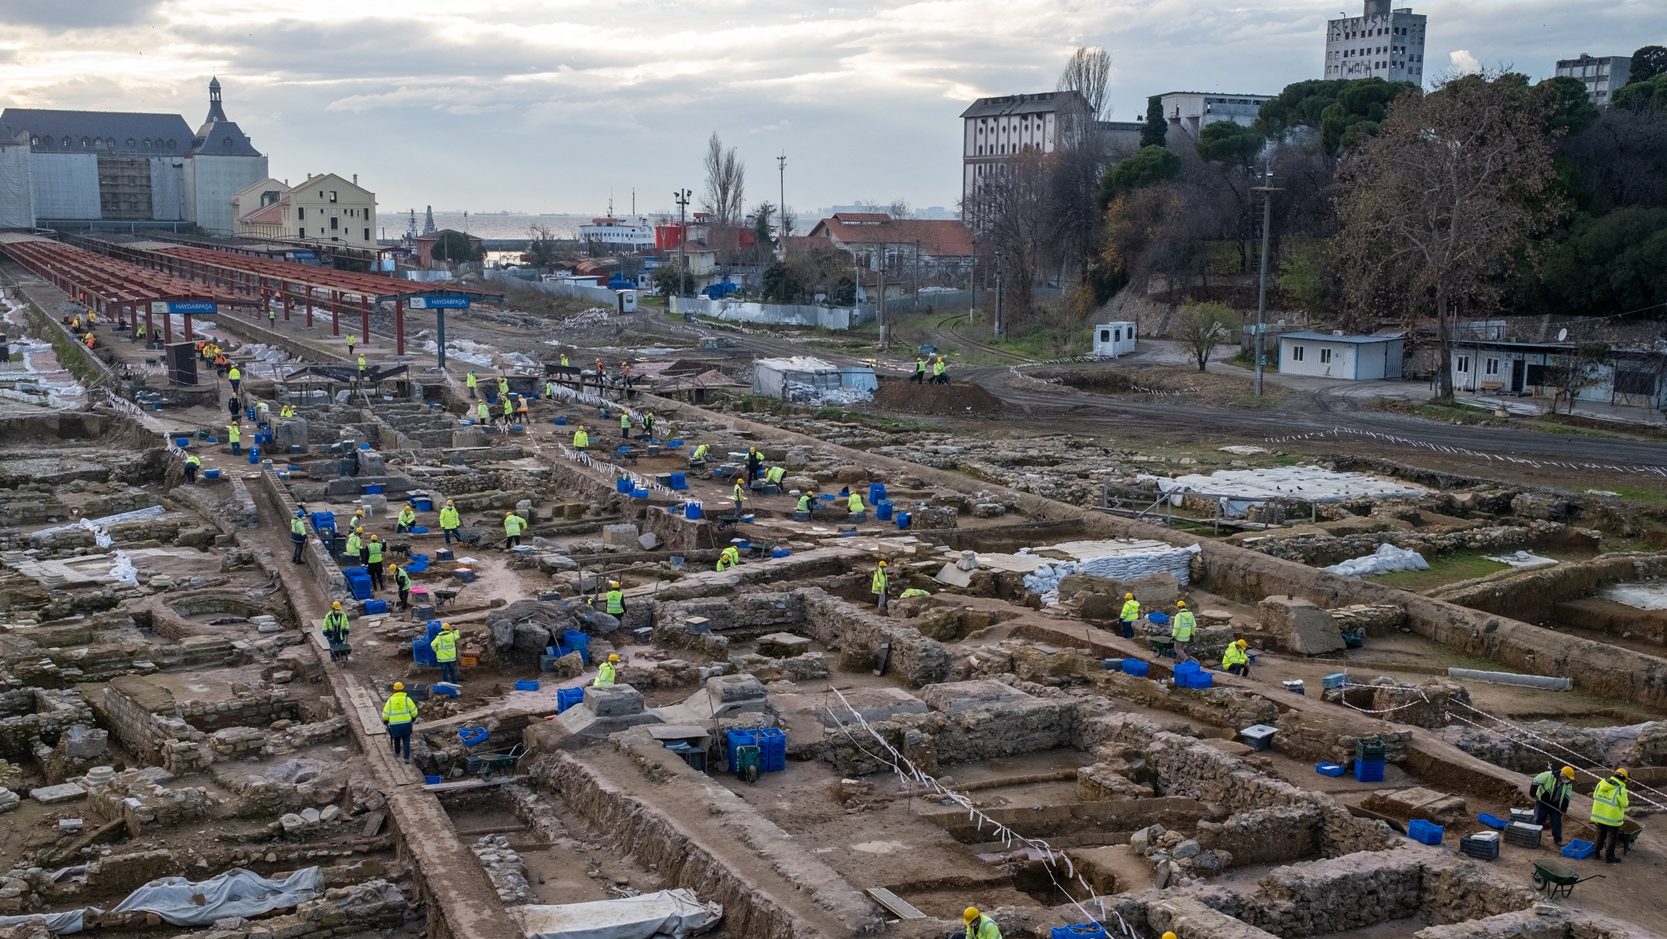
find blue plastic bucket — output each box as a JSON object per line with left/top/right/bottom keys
{"left": 668, "top": 472, "right": 688, "bottom": 490}
{"left": 201, "top": 468, "right": 221, "bottom": 480}
{"left": 631, "top": 488, "right": 649, "bottom": 499}
{"left": 875, "top": 499, "right": 893, "bottom": 521}
{"left": 895, "top": 511, "right": 911, "bottom": 530}
{"left": 685, "top": 502, "right": 703, "bottom": 520}
{"left": 868, "top": 482, "right": 887, "bottom": 505}
{"left": 247, "top": 446, "right": 260, "bottom": 464}
{"left": 616, "top": 478, "right": 632, "bottom": 494}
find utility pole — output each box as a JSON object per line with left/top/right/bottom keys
{"left": 1252, "top": 168, "right": 1281, "bottom": 398}
{"left": 993, "top": 250, "right": 1004, "bottom": 339}
{"left": 777, "top": 152, "right": 787, "bottom": 257}
{"left": 673, "top": 188, "right": 691, "bottom": 301}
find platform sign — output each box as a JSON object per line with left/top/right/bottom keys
{"left": 161, "top": 300, "right": 217, "bottom": 314}
{"left": 409, "top": 295, "right": 470, "bottom": 310}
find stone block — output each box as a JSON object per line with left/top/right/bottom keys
{"left": 30, "top": 782, "right": 87, "bottom": 805}
{"left": 586, "top": 684, "right": 645, "bottom": 718}
{"left": 602, "top": 524, "right": 640, "bottom": 548}
{"left": 1258, "top": 596, "right": 1344, "bottom": 655}
{"left": 756, "top": 633, "right": 813, "bottom": 658}
{"left": 705, "top": 674, "right": 767, "bottom": 719}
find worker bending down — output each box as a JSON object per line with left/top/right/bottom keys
{"left": 1221, "top": 639, "right": 1250, "bottom": 677}
{"left": 594, "top": 652, "right": 620, "bottom": 687}
{"left": 959, "top": 907, "right": 1000, "bottom": 939}
{"left": 1530, "top": 765, "right": 1575, "bottom": 847}
{"left": 716, "top": 545, "right": 740, "bottom": 572}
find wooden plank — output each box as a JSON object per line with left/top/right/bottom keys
{"left": 422, "top": 775, "right": 525, "bottom": 794}
{"left": 345, "top": 680, "right": 389, "bottom": 737}
{"left": 360, "top": 809, "right": 387, "bottom": 838}
{"left": 865, "top": 887, "right": 925, "bottom": 921}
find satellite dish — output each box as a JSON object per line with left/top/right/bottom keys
{"left": 1557, "top": 328, "right": 1569, "bottom": 341}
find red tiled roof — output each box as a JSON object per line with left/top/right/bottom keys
{"left": 240, "top": 201, "right": 283, "bottom": 225}
{"left": 807, "top": 216, "right": 974, "bottom": 259}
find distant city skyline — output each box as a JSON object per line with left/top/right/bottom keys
{"left": 0, "top": 0, "right": 1656, "bottom": 213}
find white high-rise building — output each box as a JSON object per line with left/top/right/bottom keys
{"left": 1325, "top": 0, "right": 1427, "bottom": 85}
{"left": 1555, "top": 54, "right": 1632, "bottom": 107}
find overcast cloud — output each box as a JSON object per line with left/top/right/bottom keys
{"left": 0, "top": 0, "right": 1658, "bottom": 217}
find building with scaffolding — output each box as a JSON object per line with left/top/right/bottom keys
{"left": 0, "top": 78, "right": 267, "bottom": 233}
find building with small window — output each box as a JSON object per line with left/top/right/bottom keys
{"left": 1325, "top": 0, "right": 1427, "bottom": 84}
{"left": 1554, "top": 54, "right": 1631, "bottom": 107}
{"left": 1092, "top": 321, "right": 1138, "bottom": 357}
{"left": 1157, "top": 91, "right": 1276, "bottom": 138}
{"left": 960, "top": 91, "right": 1093, "bottom": 216}
{"left": 1449, "top": 339, "right": 1666, "bottom": 410}
{"left": 1278, "top": 330, "right": 1404, "bottom": 380}
{"left": 579, "top": 216, "right": 655, "bottom": 252}
{"left": 232, "top": 173, "right": 377, "bottom": 249}
{"left": 0, "top": 78, "right": 267, "bottom": 233}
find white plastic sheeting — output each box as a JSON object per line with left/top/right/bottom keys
{"left": 111, "top": 868, "right": 326, "bottom": 925}
{"left": 1324, "top": 543, "right": 1430, "bottom": 578}
{"left": 0, "top": 143, "right": 34, "bottom": 228}
{"left": 0, "top": 868, "right": 326, "bottom": 934}
{"left": 1156, "top": 466, "right": 1427, "bottom": 518}
{"left": 1602, "top": 582, "right": 1667, "bottom": 611}
{"left": 1483, "top": 550, "right": 1559, "bottom": 571}
{"left": 509, "top": 889, "right": 721, "bottom": 939}
{"left": 1022, "top": 544, "right": 1200, "bottom": 606}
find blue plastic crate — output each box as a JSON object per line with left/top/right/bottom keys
{"left": 756, "top": 727, "right": 787, "bottom": 773}
{"left": 560, "top": 630, "right": 591, "bottom": 665}
{"left": 1315, "top": 762, "right": 1346, "bottom": 777}
{"left": 347, "top": 577, "right": 373, "bottom": 601}
{"left": 1121, "top": 659, "right": 1150, "bottom": 677}
{"left": 363, "top": 599, "right": 388, "bottom": 615}
{"left": 1477, "top": 812, "right": 1509, "bottom": 830}
{"left": 1562, "top": 839, "right": 1595, "bottom": 859}
{"left": 1322, "top": 672, "right": 1347, "bottom": 689}
{"left": 1051, "top": 926, "right": 1108, "bottom": 939}
{"left": 725, "top": 729, "right": 757, "bottom": 773}
{"left": 1179, "top": 672, "right": 1214, "bottom": 689}
{"left": 1174, "top": 660, "right": 1201, "bottom": 676}
{"left": 1408, "top": 819, "right": 1444, "bottom": 845}
{"left": 1353, "top": 758, "right": 1385, "bottom": 782}
{"left": 514, "top": 679, "right": 540, "bottom": 692}
{"left": 556, "top": 687, "right": 585, "bottom": 714}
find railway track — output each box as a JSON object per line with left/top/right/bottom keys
{"left": 933, "top": 312, "right": 1027, "bottom": 364}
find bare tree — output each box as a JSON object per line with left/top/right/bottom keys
{"left": 1545, "top": 343, "right": 1610, "bottom": 414}
{"left": 702, "top": 132, "right": 746, "bottom": 227}
{"left": 779, "top": 205, "right": 797, "bottom": 239}
{"left": 1174, "top": 301, "right": 1237, "bottom": 372}
{"left": 966, "top": 151, "right": 1058, "bottom": 322}
{"left": 886, "top": 198, "right": 913, "bottom": 219}
{"left": 1057, "top": 46, "right": 1113, "bottom": 122}
{"left": 1333, "top": 73, "right": 1564, "bottom": 399}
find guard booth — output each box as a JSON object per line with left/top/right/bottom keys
{"left": 616, "top": 289, "right": 638, "bottom": 314}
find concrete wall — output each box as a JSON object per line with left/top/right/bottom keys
{"left": 671, "top": 295, "right": 868, "bottom": 330}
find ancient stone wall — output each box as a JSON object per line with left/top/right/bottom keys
{"left": 0, "top": 688, "right": 94, "bottom": 761}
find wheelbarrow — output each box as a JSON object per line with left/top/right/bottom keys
{"left": 1147, "top": 637, "right": 1176, "bottom": 660}
{"left": 1342, "top": 627, "right": 1366, "bottom": 649}
{"left": 1620, "top": 819, "right": 1644, "bottom": 854}
{"left": 464, "top": 743, "right": 525, "bottom": 780}
{"left": 1532, "top": 859, "right": 1603, "bottom": 899}
{"left": 733, "top": 744, "right": 761, "bottom": 784}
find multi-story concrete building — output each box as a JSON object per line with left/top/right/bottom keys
{"left": 1325, "top": 0, "right": 1427, "bottom": 85}
{"left": 231, "top": 172, "right": 377, "bottom": 249}
{"left": 1157, "top": 92, "right": 1274, "bottom": 138}
{"left": 1555, "top": 54, "right": 1632, "bottom": 107}
{"left": 960, "top": 91, "right": 1093, "bottom": 210}
{"left": 0, "top": 78, "right": 267, "bottom": 233}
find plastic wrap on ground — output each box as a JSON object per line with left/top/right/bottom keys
{"left": 508, "top": 889, "right": 722, "bottom": 939}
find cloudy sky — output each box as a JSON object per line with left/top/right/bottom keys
{"left": 0, "top": 0, "right": 1656, "bottom": 218}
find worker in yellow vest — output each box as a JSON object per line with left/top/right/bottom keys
{"left": 227, "top": 423, "right": 242, "bottom": 455}
{"left": 366, "top": 535, "right": 385, "bottom": 591}
{"left": 1118, "top": 593, "right": 1141, "bottom": 640}
{"left": 573, "top": 425, "right": 590, "bottom": 450}
{"left": 1171, "top": 600, "right": 1197, "bottom": 662}
{"left": 289, "top": 510, "right": 307, "bottom": 564}
{"left": 380, "top": 682, "right": 417, "bottom": 761}
{"left": 431, "top": 622, "right": 460, "bottom": 684}
{"left": 474, "top": 401, "right": 489, "bottom": 423}
{"left": 871, "top": 560, "right": 890, "bottom": 613}
{"left": 847, "top": 489, "right": 865, "bottom": 515}
{"left": 395, "top": 504, "right": 417, "bottom": 533}
{"left": 732, "top": 479, "right": 748, "bottom": 518}
{"left": 716, "top": 545, "right": 740, "bottom": 572}
{"left": 183, "top": 452, "right": 201, "bottom": 484}
{"left": 1591, "top": 768, "right": 1631, "bottom": 863}
{"left": 227, "top": 364, "right": 242, "bottom": 395}
{"left": 1222, "top": 639, "right": 1250, "bottom": 677}
{"left": 593, "top": 652, "right": 620, "bottom": 687}
{"left": 439, "top": 499, "right": 462, "bottom": 545}
{"left": 466, "top": 370, "right": 478, "bottom": 398}
{"left": 322, "top": 601, "right": 350, "bottom": 661}
{"left": 962, "top": 907, "right": 1001, "bottom": 939}
{"left": 391, "top": 562, "right": 412, "bottom": 610}
{"left": 605, "top": 581, "right": 626, "bottom": 616}
{"left": 503, "top": 511, "right": 527, "bottom": 548}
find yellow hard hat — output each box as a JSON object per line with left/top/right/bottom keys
{"left": 608, "top": 653, "right": 620, "bottom": 663}
{"left": 1560, "top": 766, "right": 1576, "bottom": 779}
{"left": 609, "top": 581, "right": 621, "bottom": 588}
{"left": 370, "top": 534, "right": 380, "bottom": 541}
{"left": 444, "top": 622, "right": 456, "bottom": 631}
{"left": 1124, "top": 593, "right": 1133, "bottom": 600}
{"left": 878, "top": 560, "right": 887, "bottom": 567}
{"left": 331, "top": 601, "right": 342, "bottom": 610}
{"left": 505, "top": 511, "right": 513, "bottom": 516}
{"left": 446, "top": 499, "right": 455, "bottom": 505}
{"left": 1176, "top": 600, "right": 1186, "bottom": 608}
{"left": 392, "top": 681, "right": 405, "bottom": 691}
{"left": 963, "top": 908, "right": 979, "bottom": 924}
{"left": 1616, "top": 768, "right": 1629, "bottom": 780}
{"left": 1236, "top": 639, "right": 1248, "bottom": 648}
{"left": 1163, "top": 933, "right": 1178, "bottom": 939}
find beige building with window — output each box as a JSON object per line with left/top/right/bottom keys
{"left": 232, "top": 172, "right": 376, "bottom": 248}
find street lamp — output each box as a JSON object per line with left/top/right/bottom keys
{"left": 1252, "top": 167, "right": 1281, "bottom": 397}
{"left": 673, "top": 188, "right": 691, "bottom": 299}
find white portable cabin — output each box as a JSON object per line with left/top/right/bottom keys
{"left": 1093, "top": 322, "right": 1137, "bottom": 357}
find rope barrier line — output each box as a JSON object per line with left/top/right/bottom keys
{"left": 823, "top": 689, "right": 1132, "bottom": 934}
{"left": 1263, "top": 426, "right": 1667, "bottom": 477}
{"left": 1443, "top": 709, "right": 1667, "bottom": 812}
{"left": 1446, "top": 701, "right": 1667, "bottom": 809}
{"left": 1332, "top": 680, "right": 1437, "bottom": 715}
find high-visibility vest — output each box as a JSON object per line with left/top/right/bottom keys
{"left": 767, "top": 467, "right": 785, "bottom": 484}
{"left": 439, "top": 506, "right": 460, "bottom": 529}
{"left": 593, "top": 662, "right": 616, "bottom": 687}
{"left": 797, "top": 495, "right": 811, "bottom": 512}
{"left": 1591, "top": 777, "right": 1629, "bottom": 827}
{"left": 1172, "top": 611, "right": 1196, "bottom": 642}
{"left": 398, "top": 509, "right": 416, "bottom": 527}
{"left": 966, "top": 914, "right": 1001, "bottom": 939}
{"left": 323, "top": 611, "right": 350, "bottom": 635}
{"left": 871, "top": 568, "right": 888, "bottom": 595}
{"left": 366, "top": 541, "right": 383, "bottom": 564}
{"left": 430, "top": 630, "right": 458, "bottom": 663}
{"left": 573, "top": 429, "right": 589, "bottom": 448}
{"left": 503, "top": 398, "right": 514, "bottom": 416}
{"left": 692, "top": 444, "right": 709, "bottom": 460}
{"left": 357, "top": 355, "right": 367, "bottom": 370}
{"left": 915, "top": 360, "right": 926, "bottom": 373}
{"left": 228, "top": 367, "right": 240, "bottom": 382}
{"left": 185, "top": 455, "right": 201, "bottom": 468}
{"left": 605, "top": 589, "right": 625, "bottom": 614}
{"left": 933, "top": 360, "right": 946, "bottom": 376}
{"left": 1222, "top": 645, "right": 1248, "bottom": 669}
{"left": 497, "top": 378, "right": 509, "bottom": 394}
{"left": 476, "top": 403, "right": 489, "bottom": 420}
{"left": 848, "top": 493, "right": 864, "bottom": 512}
{"left": 716, "top": 547, "right": 739, "bottom": 571}
{"left": 291, "top": 518, "right": 305, "bottom": 537}
{"left": 733, "top": 483, "right": 746, "bottom": 502}
{"left": 227, "top": 425, "right": 241, "bottom": 443}
{"left": 345, "top": 534, "right": 362, "bottom": 555}
{"left": 381, "top": 692, "right": 418, "bottom": 725}
{"left": 1120, "top": 600, "right": 1141, "bottom": 621}
{"left": 504, "top": 515, "right": 525, "bottom": 536}
{"left": 393, "top": 567, "right": 410, "bottom": 589}
{"left": 466, "top": 372, "right": 477, "bottom": 388}
{"left": 621, "top": 413, "right": 631, "bottom": 429}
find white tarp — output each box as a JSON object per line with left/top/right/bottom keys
{"left": 111, "top": 868, "right": 326, "bottom": 925}
{"left": 1601, "top": 581, "right": 1667, "bottom": 611}
{"left": 1324, "top": 543, "right": 1429, "bottom": 578}
{"left": 1022, "top": 544, "right": 1200, "bottom": 606}
{"left": 1485, "top": 550, "right": 1559, "bottom": 571}
{"left": 509, "top": 889, "right": 721, "bottom": 939}
{"left": 3, "top": 868, "right": 325, "bottom": 935}
{"left": 1156, "top": 465, "right": 1427, "bottom": 517}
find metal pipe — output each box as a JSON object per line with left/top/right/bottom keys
{"left": 1447, "top": 667, "right": 1572, "bottom": 691}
